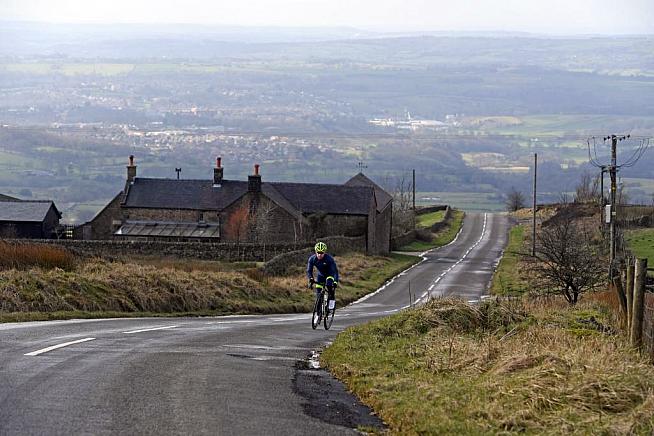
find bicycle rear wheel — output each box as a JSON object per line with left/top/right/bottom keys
{"left": 311, "top": 292, "right": 322, "bottom": 330}
{"left": 323, "top": 296, "right": 335, "bottom": 330}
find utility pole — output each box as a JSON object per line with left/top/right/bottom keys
{"left": 175, "top": 167, "right": 182, "bottom": 180}
{"left": 599, "top": 166, "right": 606, "bottom": 230}
{"left": 532, "top": 153, "right": 537, "bottom": 257}
{"left": 412, "top": 169, "right": 416, "bottom": 210}
{"left": 609, "top": 135, "right": 617, "bottom": 275}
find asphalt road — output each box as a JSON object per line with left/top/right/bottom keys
{"left": 0, "top": 213, "right": 510, "bottom": 435}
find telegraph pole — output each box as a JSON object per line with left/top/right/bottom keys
{"left": 599, "top": 166, "right": 606, "bottom": 230}
{"left": 412, "top": 169, "right": 416, "bottom": 210}
{"left": 532, "top": 153, "right": 537, "bottom": 257}
{"left": 609, "top": 135, "right": 617, "bottom": 274}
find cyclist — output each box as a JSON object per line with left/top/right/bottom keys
{"left": 307, "top": 241, "right": 339, "bottom": 311}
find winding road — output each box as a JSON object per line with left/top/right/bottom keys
{"left": 0, "top": 213, "right": 510, "bottom": 435}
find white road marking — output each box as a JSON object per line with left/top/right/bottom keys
{"left": 416, "top": 213, "right": 490, "bottom": 304}
{"left": 123, "top": 325, "right": 178, "bottom": 334}
{"left": 24, "top": 337, "right": 96, "bottom": 356}
{"left": 352, "top": 253, "right": 427, "bottom": 305}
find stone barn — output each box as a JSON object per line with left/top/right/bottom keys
{"left": 84, "top": 157, "right": 392, "bottom": 254}
{"left": 0, "top": 199, "right": 62, "bottom": 239}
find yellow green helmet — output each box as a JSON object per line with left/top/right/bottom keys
{"left": 314, "top": 241, "right": 327, "bottom": 253}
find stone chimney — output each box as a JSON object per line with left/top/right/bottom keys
{"left": 127, "top": 155, "right": 137, "bottom": 182}
{"left": 248, "top": 164, "right": 261, "bottom": 192}
{"left": 213, "top": 156, "right": 223, "bottom": 186}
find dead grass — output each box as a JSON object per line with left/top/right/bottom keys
{"left": 0, "top": 252, "right": 419, "bottom": 319}
{"left": 0, "top": 241, "right": 76, "bottom": 271}
{"left": 322, "top": 297, "right": 654, "bottom": 434}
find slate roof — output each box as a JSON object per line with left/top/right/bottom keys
{"left": 0, "top": 194, "right": 19, "bottom": 202}
{"left": 268, "top": 181, "right": 373, "bottom": 215}
{"left": 123, "top": 177, "right": 375, "bottom": 216}
{"left": 123, "top": 178, "right": 248, "bottom": 210}
{"left": 344, "top": 173, "right": 393, "bottom": 213}
{"left": 0, "top": 201, "right": 60, "bottom": 222}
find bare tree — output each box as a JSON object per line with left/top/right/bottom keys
{"left": 531, "top": 214, "right": 606, "bottom": 305}
{"left": 574, "top": 171, "right": 600, "bottom": 203}
{"left": 225, "top": 202, "right": 250, "bottom": 243}
{"left": 391, "top": 173, "right": 415, "bottom": 236}
{"left": 505, "top": 187, "right": 525, "bottom": 212}
{"left": 254, "top": 200, "right": 278, "bottom": 245}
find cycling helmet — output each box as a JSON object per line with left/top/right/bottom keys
{"left": 314, "top": 241, "right": 327, "bottom": 253}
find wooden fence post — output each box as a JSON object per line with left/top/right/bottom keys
{"left": 626, "top": 257, "right": 634, "bottom": 331}
{"left": 630, "top": 258, "right": 648, "bottom": 348}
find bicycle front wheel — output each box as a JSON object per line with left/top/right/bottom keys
{"left": 311, "top": 293, "right": 322, "bottom": 330}
{"left": 323, "top": 298, "right": 335, "bottom": 330}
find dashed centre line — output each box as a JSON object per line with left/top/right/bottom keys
{"left": 417, "top": 213, "right": 489, "bottom": 303}
{"left": 24, "top": 337, "right": 96, "bottom": 356}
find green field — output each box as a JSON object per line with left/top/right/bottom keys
{"left": 625, "top": 228, "right": 654, "bottom": 267}
{"left": 416, "top": 192, "right": 504, "bottom": 212}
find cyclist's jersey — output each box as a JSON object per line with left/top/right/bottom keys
{"left": 307, "top": 253, "right": 339, "bottom": 284}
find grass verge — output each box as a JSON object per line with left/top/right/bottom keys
{"left": 0, "top": 253, "right": 420, "bottom": 322}
{"left": 491, "top": 224, "right": 529, "bottom": 296}
{"left": 399, "top": 210, "right": 465, "bottom": 252}
{"left": 321, "top": 297, "right": 654, "bottom": 434}
{"left": 416, "top": 210, "right": 445, "bottom": 228}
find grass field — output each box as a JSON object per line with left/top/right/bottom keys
{"left": 625, "top": 228, "right": 654, "bottom": 267}
{"left": 322, "top": 297, "right": 654, "bottom": 434}
{"left": 416, "top": 192, "right": 504, "bottom": 212}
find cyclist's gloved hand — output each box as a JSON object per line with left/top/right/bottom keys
{"left": 308, "top": 278, "right": 315, "bottom": 289}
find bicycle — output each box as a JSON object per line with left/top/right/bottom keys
{"left": 311, "top": 284, "right": 335, "bottom": 330}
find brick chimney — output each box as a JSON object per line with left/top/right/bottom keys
{"left": 213, "top": 156, "right": 223, "bottom": 186}
{"left": 248, "top": 164, "right": 261, "bottom": 192}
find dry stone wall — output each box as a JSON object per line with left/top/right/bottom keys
{"left": 260, "top": 236, "right": 366, "bottom": 276}
{"left": 8, "top": 239, "right": 310, "bottom": 262}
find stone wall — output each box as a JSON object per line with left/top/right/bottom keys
{"left": 12, "top": 239, "right": 311, "bottom": 262}
{"left": 429, "top": 206, "right": 452, "bottom": 233}
{"left": 391, "top": 230, "right": 417, "bottom": 251}
{"left": 390, "top": 206, "right": 452, "bottom": 250}
{"left": 260, "top": 235, "right": 366, "bottom": 276}
{"left": 415, "top": 205, "right": 448, "bottom": 215}
{"left": 643, "top": 292, "right": 654, "bottom": 362}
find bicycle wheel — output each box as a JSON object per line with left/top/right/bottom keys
{"left": 323, "top": 295, "right": 335, "bottom": 330}
{"left": 311, "top": 291, "right": 322, "bottom": 330}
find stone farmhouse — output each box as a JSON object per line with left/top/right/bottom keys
{"left": 0, "top": 195, "right": 62, "bottom": 239}
{"left": 80, "top": 156, "right": 392, "bottom": 254}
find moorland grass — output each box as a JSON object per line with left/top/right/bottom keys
{"left": 321, "top": 297, "right": 654, "bottom": 435}
{"left": 0, "top": 253, "right": 420, "bottom": 321}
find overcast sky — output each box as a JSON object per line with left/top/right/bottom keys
{"left": 2, "top": 0, "right": 653, "bottom": 35}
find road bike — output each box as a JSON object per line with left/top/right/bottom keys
{"left": 311, "top": 284, "right": 335, "bottom": 330}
